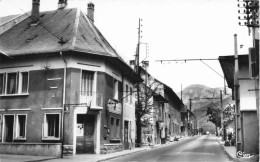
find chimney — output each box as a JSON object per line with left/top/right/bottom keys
{"left": 58, "top": 0, "right": 67, "bottom": 9}
{"left": 31, "top": 0, "right": 40, "bottom": 24}
{"left": 87, "top": 2, "right": 95, "bottom": 23}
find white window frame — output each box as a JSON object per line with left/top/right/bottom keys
{"left": 0, "top": 71, "right": 29, "bottom": 96}
{"left": 110, "top": 117, "right": 120, "bottom": 139}
{"left": 80, "top": 70, "right": 97, "bottom": 105}
{"left": 15, "top": 114, "right": 27, "bottom": 140}
{"left": 113, "top": 79, "right": 119, "bottom": 100}
{"left": 42, "top": 113, "right": 61, "bottom": 140}
{"left": 3, "top": 114, "right": 15, "bottom": 142}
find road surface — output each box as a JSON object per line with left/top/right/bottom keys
{"left": 104, "top": 135, "right": 231, "bottom": 162}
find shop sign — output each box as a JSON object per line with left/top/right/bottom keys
{"left": 107, "top": 99, "right": 122, "bottom": 114}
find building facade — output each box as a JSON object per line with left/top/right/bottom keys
{"left": 0, "top": 0, "right": 141, "bottom": 157}
{"left": 219, "top": 54, "right": 259, "bottom": 155}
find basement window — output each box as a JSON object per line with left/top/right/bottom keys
{"left": 43, "top": 113, "right": 60, "bottom": 140}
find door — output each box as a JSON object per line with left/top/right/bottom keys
{"left": 76, "top": 114, "right": 95, "bottom": 153}
{"left": 124, "top": 121, "right": 129, "bottom": 149}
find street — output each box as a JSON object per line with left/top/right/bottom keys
{"left": 104, "top": 135, "right": 231, "bottom": 162}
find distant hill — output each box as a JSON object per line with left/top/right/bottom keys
{"left": 178, "top": 84, "right": 222, "bottom": 106}
{"left": 178, "top": 84, "right": 233, "bottom": 134}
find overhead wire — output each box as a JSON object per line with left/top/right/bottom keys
{"left": 4, "top": 1, "right": 67, "bottom": 44}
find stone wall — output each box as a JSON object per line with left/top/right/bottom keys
{"left": 101, "top": 143, "right": 123, "bottom": 154}
{"left": 63, "top": 145, "right": 73, "bottom": 156}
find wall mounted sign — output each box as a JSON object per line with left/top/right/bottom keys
{"left": 107, "top": 99, "right": 122, "bottom": 114}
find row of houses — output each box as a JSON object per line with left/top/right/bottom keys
{"left": 0, "top": 0, "right": 191, "bottom": 157}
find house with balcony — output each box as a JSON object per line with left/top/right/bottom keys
{"left": 0, "top": 0, "right": 141, "bottom": 157}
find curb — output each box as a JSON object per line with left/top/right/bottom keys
{"left": 25, "top": 157, "right": 59, "bottom": 162}
{"left": 216, "top": 138, "right": 235, "bottom": 162}
{"left": 98, "top": 148, "right": 149, "bottom": 162}
{"left": 98, "top": 137, "right": 189, "bottom": 162}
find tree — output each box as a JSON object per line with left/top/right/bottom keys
{"left": 135, "top": 73, "right": 162, "bottom": 146}
{"left": 206, "top": 107, "right": 221, "bottom": 128}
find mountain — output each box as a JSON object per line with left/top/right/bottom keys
{"left": 178, "top": 84, "right": 222, "bottom": 106}
{"left": 178, "top": 84, "right": 233, "bottom": 134}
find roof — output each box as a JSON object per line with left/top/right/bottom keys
{"left": 0, "top": 8, "right": 120, "bottom": 58}
{"left": 153, "top": 94, "right": 168, "bottom": 103}
{"left": 139, "top": 66, "right": 183, "bottom": 106}
{"left": 164, "top": 84, "right": 183, "bottom": 107}
{"left": 0, "top": 8, "right": 142, "bottom": 82}
{"left": 219, "top": 55, "right": 248, "bottom": 89}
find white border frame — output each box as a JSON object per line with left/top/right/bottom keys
{"left": 0, "top": 70, "right": 29, "bottom": 96}
{"left": 42, "top": 113, "right": 61, "bottom": 141}
{"left": 15, "top": 114, "right": 27, "bottom": 140}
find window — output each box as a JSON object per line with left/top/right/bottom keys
{"left": 81, "top": 70, "right": 94, "bottom": 95}
{"left": 0, "top": 74, "right": 4, "bottom": 95}
{"left": 125, "top": 84, "right": 128, "bottom": 103}
{"left": 130, "top": 87, "right": 133, "bottom": 104}
{"left": 110, "top": 117, "right": 120, "bottom": 139}
{"left": 113, "top": 79, "right": 118, "bottom": 100}
{"left": 43, "top": 114, "right": 60, "bottom": 140}
{"left": 116, "top": 119, "right": 120, "bottom": 138}
{"left": 15, "top": 114, "right": 27, "bottom": 139}
{"left": 110, "top": 117, "right": 115, "bottom": 138}
{"left": 3, "top": 115, "right": 14, "bottom": 142}
{"left": 0, "top": 72, "right": 29, "bottom": 95}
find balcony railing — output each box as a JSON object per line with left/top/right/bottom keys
{"left": 75, "top": 91, "right": 103, "bottom": 108}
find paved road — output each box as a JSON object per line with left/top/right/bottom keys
{"left": 104, "top": 135, "right": 232, "bottom": 162}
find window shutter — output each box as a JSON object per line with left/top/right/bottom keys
{"left": 43, "top": 116, "right": 48, "bottom": 138}
{"left": 249, "top": 48, "right": 259, "bottom": 78}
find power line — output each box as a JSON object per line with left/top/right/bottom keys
{"left": 200, "top": 60, "right": 224, "bottom": 78}
{"left": 155, "top": 58, "right": 219, "bottom": 62}
{"left": 5, "top": 1, "right": 67, "bottom": 44}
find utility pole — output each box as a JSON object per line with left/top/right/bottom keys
{"left": 220, "top": 90, "right": 224, "bottom": 141}
{"left": 234, "top": 34, "right": 242, "bottom": 152}
{"left": 135, "top": 18, "right": 142, "bottom": 146}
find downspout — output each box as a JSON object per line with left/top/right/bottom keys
{"left": 60, "top": 52, "right": 67, "bottom": 158}
{"left": 121, "top": 74, "right": 124, "bottom": 148}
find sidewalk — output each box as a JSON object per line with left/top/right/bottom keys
{"left": 0, "top": 137, "right": 188, "bottom": 162}
{"left": 216, "top": 137, "right": 259, "bottom": 162}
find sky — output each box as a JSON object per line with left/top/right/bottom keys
{"left": 0, "top": 0, "right": 255, "bottom": 93}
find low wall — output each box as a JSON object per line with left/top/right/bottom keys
{"left": 0, "top": 143, "right": 62, "bottom": 157}
{"left": 101, "top": 143, "right": 123, "bottom": 154}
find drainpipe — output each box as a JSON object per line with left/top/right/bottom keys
{"left": 60, "top": 52, "right": 67, "bottom": 158}
{"left": 121, "top": 74, "right": 124, "bottom": 149}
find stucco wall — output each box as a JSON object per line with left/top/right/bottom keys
{"left": 0, "top": 143, "right": 62, "bottom": 157}
{"left": 242, "top": 111, "right": 259, "bottom": 154}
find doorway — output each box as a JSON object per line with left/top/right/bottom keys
{"left": 76, "top": 114, "right": 95, "bottom": 153}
